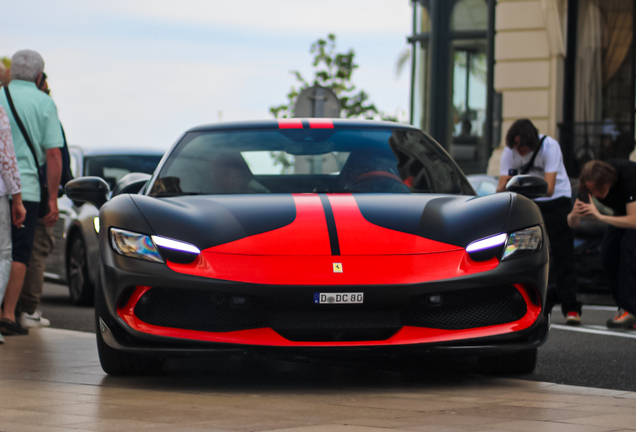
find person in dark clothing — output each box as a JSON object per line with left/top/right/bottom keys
{"left": 568, "top": 159, "right": 636, "bottom": 328}
{"left": 497, "top": 119, "right": 580, "bottom": 324}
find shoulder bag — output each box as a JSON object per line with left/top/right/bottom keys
{"left": 520, "top": 135, "right": 548, "bottom": 175}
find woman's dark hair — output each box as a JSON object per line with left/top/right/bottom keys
{"left": 506, "top": 119, "right": 540, "bottom": 150}
{"left": 578, "top": 160, "right": 617, "bottom": 195}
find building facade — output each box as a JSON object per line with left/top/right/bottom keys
{"left": 409, "top": 0, "right": 636, "bottom": 177}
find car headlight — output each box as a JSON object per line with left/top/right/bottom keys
{"left": 109, "top": 228, "right": 201, "bottom": 264}
{"left": 502, "top": 226, "right": 543, "bottom": 260}
{"left": 466, "top": 226, "right": 543, "bottom": 262}
{"left": 151, "top": 235, "right": 201, "bottom": 264}
{"left": 466, "top": 233, "right": 507, "bottom": 261}
{"left": 93, "top": 217, "right": 100, "bottom": 234}
{"left": 110, "top": 228, "right": 164, "bottom": 263}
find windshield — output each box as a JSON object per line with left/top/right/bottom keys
{"left": 85, "top": 155, "right": 163, "bottom": 190}
{"left": 149, "top": 128, "right": 473, "bottom": 196}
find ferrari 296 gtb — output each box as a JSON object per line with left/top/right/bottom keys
{"left": 65, "top": 119, "right": 550, "bottom": 376}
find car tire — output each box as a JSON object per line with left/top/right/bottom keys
{"left": 67, "top": 234, "right": 94, "bottom": 306}
{"left": 478, "top": 348, "right": 538, "bottom": 375}
{"left": 94, "top": 268, "right": 164, "bottom": 376}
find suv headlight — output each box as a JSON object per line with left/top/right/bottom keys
{"left": 110, "top": 228, "right": 164, "bottom": 263}
{"left": 502, "top": 226, "right": 543, "bottom": 260}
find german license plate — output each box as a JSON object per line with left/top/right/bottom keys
{"left": 314, "top": 293, "right": 364, "bottom": 304}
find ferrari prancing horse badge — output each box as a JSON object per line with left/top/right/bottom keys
{"left": 333, "top": 263, "right": 343, "bottom": 273}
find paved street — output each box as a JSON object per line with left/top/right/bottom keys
{"left": 38, "top": 281, "right": 636, "bottom": 393}
{"left": 3, "top": 327, "right": 636, "bottom": 431}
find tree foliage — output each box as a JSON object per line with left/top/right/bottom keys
{"left": 270, "top": 34, "right": 397, "bottom": 121}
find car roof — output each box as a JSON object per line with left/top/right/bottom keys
{"left": 69, "top": 146, "right": 165, "bottom": 157}
{"left": 186, "top": 118, "right": 420, "bottom": 133}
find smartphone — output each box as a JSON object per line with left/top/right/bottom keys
{"left": 577, "top": 193, "right": 589, "bottom": 204}
{"left": 508, "top": 168, "right": 519, "bottom": 176}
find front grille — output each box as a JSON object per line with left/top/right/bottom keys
{"left": 402, "top": 285, "right": 527, "bottom": 330}
{"left": 132, "top": 284, "right": 527, "bottom": 341}
{"left": 134, "top": 288, "right": 268, "bottom": 333}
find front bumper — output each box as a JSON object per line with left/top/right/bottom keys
{"left": 97, "top": 241, "right": 549, "bottom": 354}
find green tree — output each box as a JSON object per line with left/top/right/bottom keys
{"left": 270, "top": 34, "right": 397, "bottom": 121}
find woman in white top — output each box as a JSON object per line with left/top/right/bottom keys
{"left": 1, "top": 105, "right": 27, "bottom": 344}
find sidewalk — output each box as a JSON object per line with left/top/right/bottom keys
{"left": 0, "top": 328, "right": 635, "bottom": 431}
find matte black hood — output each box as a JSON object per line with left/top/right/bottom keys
{"left": 121, "top": 192, "right": 531, "bottom": 253}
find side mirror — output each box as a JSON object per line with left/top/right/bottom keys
{"left": 64, "top": 177, "right": 110, "bottom": 209}
{"left": 111, "top": 173, "right": 152, "bottom": 197}
{"left": 505, "top": 175, "right": 548, "bottom": 199}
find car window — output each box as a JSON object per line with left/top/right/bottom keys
{"left": 84, "top": 155, "right": 163, "bottom": 190}
{"left": 477, "top": 181, "right": 497, "bottom": 196}
{"left": 149, "top": 128, "right": 474, "bottom": 196}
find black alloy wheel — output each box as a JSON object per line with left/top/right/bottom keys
{"left": 67, "top": 234, "right": 94, "bottom": 306}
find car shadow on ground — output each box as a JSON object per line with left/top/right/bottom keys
{"left": 98, "top": 351, "right": 519, "bottom": 393}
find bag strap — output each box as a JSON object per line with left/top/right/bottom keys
{"left": 520, "top": 135, "right": 547, "bottom": 175}
{"left": 3, "top": 86, "right": 45, "bottom": 185}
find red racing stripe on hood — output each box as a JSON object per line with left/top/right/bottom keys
{"left": 206, "top": 193, "right": 331, "bottom": 256}
{"left": 327, "top": 194, "right": 461, "bottom": 255}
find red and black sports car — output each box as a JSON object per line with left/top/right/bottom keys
{"left": 66, "top": 119, "right": 550, "bottom": 376}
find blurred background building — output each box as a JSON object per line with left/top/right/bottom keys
{"left": 408, "top": 0, "right": 636, "bottom": 177}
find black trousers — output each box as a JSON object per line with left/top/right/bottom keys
{"left": 536, "top": 197, "right": 581, "bottom": 316}
{"left": 601, "top": 226, "right": 636, "bottom": 315}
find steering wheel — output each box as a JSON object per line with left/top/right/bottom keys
{"left": 344, "top": 171, "right": 409, "bottom": 193}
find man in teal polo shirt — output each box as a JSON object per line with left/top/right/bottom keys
{"left": 0, "top": 50, "right": 63, "bottom": 336}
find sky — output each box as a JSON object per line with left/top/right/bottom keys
{"left": 3, "top": 0, "right": 413, "bottom": 152}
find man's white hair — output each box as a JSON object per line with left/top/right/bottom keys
{"left": 10, "top": 50, "right": 44, "bottom": 82}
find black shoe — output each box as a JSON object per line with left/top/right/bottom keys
{"left": 0, "top": 319, "right": 29, "bottom": 336}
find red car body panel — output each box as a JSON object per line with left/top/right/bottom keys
{"left": 165, "top": 193, "right": 499, "bottom": 285}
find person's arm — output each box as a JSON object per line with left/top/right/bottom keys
{"left": 543, "top": 172, "right": 557, "bottom": 197}
{"left": 11, "top": 192, "right": 26, "bottom": 227}
{"left": 567, "top": 199, "right": 585, "bottom": 228}
{"left": 42, "top": 147, "right": 62, "bottom": 227}
{"left": 496, "top": 175, "right": 511, "bottom": 193}
{"left": 578, "top": 197, "right": 636, "bottom": 230}
{"left": 496, "top": 148, "right": 514, "bottom": 193}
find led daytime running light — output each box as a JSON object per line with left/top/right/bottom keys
{"left": 151, "top": 236, "right": 200, "bottom": 254}
{"left": 466, "top": 233, "right": 507, "bottom": 253}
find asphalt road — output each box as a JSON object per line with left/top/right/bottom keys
{"left": 39, "top": 281, "right": 636, "bottom": 392}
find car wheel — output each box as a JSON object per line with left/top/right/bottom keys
{"left": 67, "top": 234, "right": 94, "bottom": 306}
{"left": 94, "top": 268, "right": 164, "bottom": 376}
{"left": 478, "top": 348, "right": 538, "bottom": 375}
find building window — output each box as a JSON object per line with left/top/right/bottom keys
{"left": 562, "top": 0, "right": 635, "bottom": 175}
{"left": 451, "top": 0, "right": 488, "bottom": 31}
{"left": 409, "top": 0, "right": 494, "bottom": 175}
